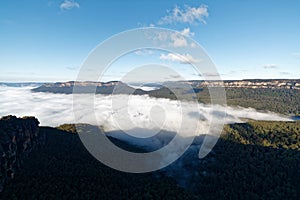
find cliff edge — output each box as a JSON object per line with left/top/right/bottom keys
{"left": 0, "top": 115, "right": 45, "bottom": 192}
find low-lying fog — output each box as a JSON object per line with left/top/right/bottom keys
{"left": 0, "top": 86, "right": 291, "bottom": 129}
{"left": 1, "top": 86, "right": 295, "bottom": 183}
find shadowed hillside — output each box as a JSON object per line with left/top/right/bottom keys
{"left": 0, "top": 116, "right": 45, "bottom": 192}
{"left": 1, "top": 120, "right": 300, "bottom": 199}
{"left": 0, "top": 127, "right": 192, "bottom": 200}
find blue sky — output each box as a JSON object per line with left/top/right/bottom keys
{"left": 1, "top": 0, "right": 300, "bottom": 82}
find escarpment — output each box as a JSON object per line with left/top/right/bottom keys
{"left": 0, "top": 115, "right": 45, "bottom": 192}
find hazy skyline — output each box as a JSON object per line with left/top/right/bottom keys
{"left": 1, "top": 0, "right": 300, "bottom": 82}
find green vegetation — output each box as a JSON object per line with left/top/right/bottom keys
{"left": 1, "top": 120, "right": 300, "bottom": 199}
{"left": 197, "top": 88, "right": 300, "bottom": 116}
{"left": 191, "top": 121, "right": 300, "bottom": 199}
{"left": 0, "top": 127, "right": 194, "bottom": 200}
{"left": 56, "top": 124, "right": 77, "bottom": 134}
{"left": 147, "top": 86, "right": 300, "bottom": 116}
{"left": 224, "top": 121, "right": 300, "bottom": 149}
{"left": 32, "top": 81, "right": 300, "bottom": 116}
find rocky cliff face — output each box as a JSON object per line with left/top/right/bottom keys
{"left": 180, "top": 79, "right": 300, "bottom": 90}
{"left": 0, "top": 115, "right": 45, "bottom": 192}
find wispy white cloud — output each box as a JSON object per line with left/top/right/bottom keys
{"left": 280, "top": 72, "right": 291, "bottom": 75}
{"left": 158, "top": 5, "right": 208, "bottom": 25}
{"left": 153, "top": 29, "right": 195, "bottom": 48}
{"left": 160, "top": 53, "right": 200, "bottom": 64}
{"left": 137, "top": 22, "right": 156, "bottom": 28}
{"left": 263, "top": 64, "right": 278, "bottom": 69}
{"left": 202, "top": 72, "right": 220, "bottom": 77}
{"left": 170, "top": 32, "right": 188, "bottom": 47}
{"left": 180, "top": 28, "right": 194, "bottom": 37}
{"left": 60, "top": 0, "right": 80, "bottom": 10}
{"left": 134, "top": 49, "right": 153, "bottom": 56}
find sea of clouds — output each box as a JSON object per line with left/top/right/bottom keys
{"left": 0, "top": 86, "right": 294, "bottom": 183}
{"left": 0, "top": 86, "right": 291, "bottom": 129}
{"left": 0, "top": 85, "right": 293, "bottom": 151}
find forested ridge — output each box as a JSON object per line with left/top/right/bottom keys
{"left": 1, "top": 121, "right": 299, "bottom": 199}
{"left": 0, "top": 127, "right": 193, "bottom": 200}
{"left": 197, "top": 88, "right": 300, "bottom": 116}
{"left": 32, "top": 81, "right": 300, "bottom": 116}
{"left": 195, "top": 121, "right": 300, "bottom": 199}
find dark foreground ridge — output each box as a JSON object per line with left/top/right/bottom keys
{"left": 0, "top": 116, "right": 45, "bottom": 192}
{"left": 1, "top": 117, "right": 300, "bottom": 199}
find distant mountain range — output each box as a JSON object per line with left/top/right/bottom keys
{"left": 29, "top": 80, "right": 300, "bottom": 116}
{"left": 2, "top": 80, "right": 300, "bottom": 116}
{"left": 180, "top": 79, "right": 300, "bottom": 90}
{"left": 30, "top": 81, "right": 182, "bottom": 101}
{"left": 31, "top": 81, "right": 146, "bottom": 95}
{"left": 30, "top": 79, "right": 300, "bottom": 95}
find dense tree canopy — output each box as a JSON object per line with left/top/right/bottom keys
{"left": 1, "top": 121, "right": 300, "bottom": 199}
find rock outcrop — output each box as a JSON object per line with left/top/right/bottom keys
{"left": 0, "top": 115, "right": 44, "bottom": 192}
{"left": 180, "top": 79, "right": 300, "bottom": 90}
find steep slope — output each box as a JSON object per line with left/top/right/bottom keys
{"left": 0, "top": 127, "right": 192, "bottom": 199}
{"left": 0, "top": 116, "right": 45, "bottom": 192}
{"left": 1, "top": 121, "right": 300, "bottom": 199}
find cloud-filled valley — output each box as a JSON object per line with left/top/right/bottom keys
{"left": 0, "top": 86, "right": 292, "bottom": 133}
{"left": 0, "top": 85, "right": 296, "bottom": 183}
